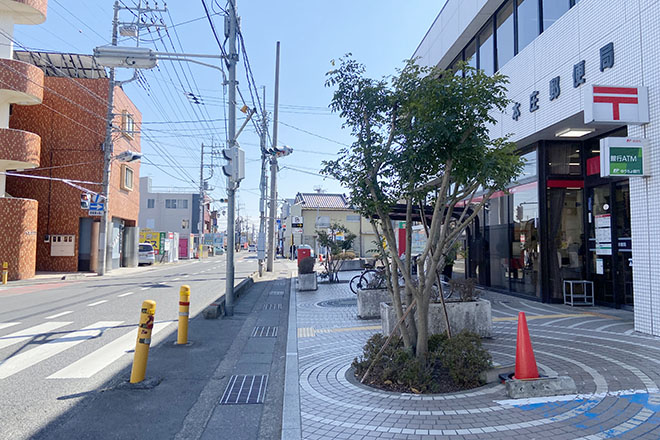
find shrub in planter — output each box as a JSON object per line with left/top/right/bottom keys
{"left": 298, "top": 256, "right": 316, "bottom": 274}
{"left": 352, "top": 331, "right": 492, "bottom": 393}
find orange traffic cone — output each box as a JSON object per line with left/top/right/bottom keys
{"left": 514, "top": 312, "right": 539, "bottom": 380}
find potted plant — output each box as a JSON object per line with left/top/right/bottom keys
{"left": 297, "top": 256, "right": 317, "bottom": 291}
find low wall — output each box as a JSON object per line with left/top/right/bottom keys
{"left": 356, "top": 288, "right": 390, "bottom": 319}
{"left": 381, "top": 299, "right": 492, "bottom": 338}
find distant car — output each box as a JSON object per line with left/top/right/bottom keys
{"left": 138, "top": 243, "right": 156, "bottom": 265}
{"left": 248, "top": 244, "right": 256, "bottom": 252}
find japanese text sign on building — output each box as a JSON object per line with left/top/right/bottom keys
{"left": 600, "top": 137, "right": 648, "bottom": 178}
{"left": 585, "top": 85, "right": 649, "bottom": 125}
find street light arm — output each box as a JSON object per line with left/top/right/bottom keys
{"left": 156, "top": 57, "right": 227, "bottom": 83}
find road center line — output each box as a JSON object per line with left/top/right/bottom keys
{"left": 45, "top": 311, "right": 73, "bottom": 319}
{"left": 87, "top": 300, "right": 108, "bottom": 307}
{"left": 118, "top": 292, "right": 134, "bottom": 297}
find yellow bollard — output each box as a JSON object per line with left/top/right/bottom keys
{"left": 2, "top": 262, "right": 7, "bottom": 285}
{"left": 130, "top": 300, "right": 156, "bottom": 383}
{"left": 177, "top": 285, "right": 191, "bottom": 345}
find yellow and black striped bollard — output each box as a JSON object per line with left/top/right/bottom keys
{"left": 177, "top": 285, "right": 191, "bottom": 345}
{"left": 130, "top": 300, "right": 156, "bottom": 383}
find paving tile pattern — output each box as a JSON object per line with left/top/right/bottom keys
{"left": 293, "top": 274, "right": 660, "bottom": 439}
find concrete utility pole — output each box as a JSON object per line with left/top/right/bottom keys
{"left": 258, "top": 86, "right": 268, "bottom": 276}
{"left": 97, "top": 1, "right": 119, "bottom": 276}
{"left": 224, "top": 0, "right": 238, "bottom": 315}
{"left": 266, "top": 41, "right": 281, "bottom": 272}
{"left": 198, "top": 143, "right": 205, "bottom": 259}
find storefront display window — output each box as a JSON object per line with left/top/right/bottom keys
{"left": 511, "top": 182, "right": 540, "bottom": 297}
{"left": 547, "top": 188, "right": 584, "bottom": 300}
{"left": 486, "top": 194, "right": 510, "bottom": 290}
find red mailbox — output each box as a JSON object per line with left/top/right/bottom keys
{"left": 297, "top": 247, "right": 311, "bottom": 261}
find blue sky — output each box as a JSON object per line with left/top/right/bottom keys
{"left": 13, "top": 1, "right": 444, "bottom": 230}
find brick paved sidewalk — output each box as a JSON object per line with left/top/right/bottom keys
{"left": 282, "top": 270, "right": 660, "bottom": 439}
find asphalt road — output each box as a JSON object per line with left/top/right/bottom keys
{"left": 0, "top": 252, "right": 259, "bottom": 440}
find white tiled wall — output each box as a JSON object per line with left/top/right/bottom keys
{"left": 416, "top": 0, "right": 660, "bottom": 335}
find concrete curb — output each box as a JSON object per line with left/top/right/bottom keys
{"left": 202, "top": 271, "right": 259, "bottom": 319}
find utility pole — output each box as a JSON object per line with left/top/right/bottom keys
{"left": 224, "top": 0, "right": 238, "bottom": 315}
{"left": 198, "top": 143, "right": 205, "bottom": 260}
{"left": 96, "top": 1, "right": 119, "bottom": 276}
{"left": 97, "top": 1, "right": 166, "bottom": 275}
{"left": 266, "top": 41, "right": 281, "bottom": 272}
{"left": 258, "top": 86, "right": 268, "bottom": 276}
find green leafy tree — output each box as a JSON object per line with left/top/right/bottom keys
{"left": 323, "top": 57, "right": 523, "bottom": 357}
{"left": 316, "top": 222, "right": 357, "bottom": 282}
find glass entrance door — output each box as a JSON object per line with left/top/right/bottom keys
{"left": 614, "top": 182, "right": 633, "bottom": 308}
{"left": 588, "top": 185, "right": 614, "bottom": 304}
{"left": 586, "top": 182, "right": 633, "bottom": 308}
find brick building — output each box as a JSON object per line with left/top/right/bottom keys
{"left": 5, "top": 51, "right": 141, "bottom": 275}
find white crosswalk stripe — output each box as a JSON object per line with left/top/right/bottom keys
{"left": 0, "top": 322, "right": 72, "bottom": 351}
{"left": 0, "top": 321, "right": 123, "bottom": 379}
{"left": 48, "top": 321, "right": 172, "bottom": 379}
{"left": 0, "top": 322, "right": 20, "bottom": 331}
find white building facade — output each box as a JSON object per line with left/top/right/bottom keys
{"left": 415, "top": 0, "right": 660, "bottom": 335}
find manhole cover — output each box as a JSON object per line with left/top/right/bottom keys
{"left": 317, "top": 298, "right": 357, "bottom": 308}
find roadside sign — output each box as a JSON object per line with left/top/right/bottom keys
{"left": 88, "top": 194, "right": 105, "bottom": 215}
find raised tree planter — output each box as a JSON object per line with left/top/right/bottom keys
{"left": 338, "top": 259, "right": 363, "bottom": 271}
{"left": 380, "top": 299, "right": 492, "bottom": 338}
{"left": 297, "top": 273, "right": 317, "bottom": 291}
{"left": 356, "top": 289, "right": 390, "bottom": 319}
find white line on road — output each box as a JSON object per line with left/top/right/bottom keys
{"left": 87, "top": 300, "right": 108, "bottom": 307}
{"left": 118, "top": 291, "right": 134, "bottom": 297}
{"left": 0, "top": 322, "right": 20, "bottom": 331}
{"left": 0, "top": 321, "right": 123, "bottom": 379}
{"left": 0, "top": 322, "right": 72, "bottom": 350}
{"left": 48, "top": 321, "right": 172, "bottom": 379}
{"left": 45, "top": 311, "right": 73, "bottom": 320}
{"left": 140, "top": 287, "right": 150, "bottom": 291}
{"left": 183, "top": 275, "right": 190, "bottom": 278}
{"left": 172, "top": 278, "right": 180, "bottom": 282}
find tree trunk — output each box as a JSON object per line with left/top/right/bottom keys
{"left": 415, "top": 292, "right": 429, "bottom": 358}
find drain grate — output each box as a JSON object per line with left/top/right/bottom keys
{"left": 317, "top": 298, "right": 357, "bottom": 308}
{"left": 263, "top": 303, "right": 282, "bottom": 311}
{"left": 269, "top": 290, "right": 284, "bottom": 296}
{"left": 252, "top": 326, "right": 278, "bottom": 337}
{"left": 219, "top": 375, "right": 268, "bottom": 405}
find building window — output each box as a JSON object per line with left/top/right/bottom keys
{"left": 477, "top": 19, "right": 494, "bottom": 76}
{"left": 179, "top": 199, "right": 188, "bottom": 209}
{"left": 166, "top": 199, "right": 177, "bottom": 209}
{"left": 121, "top": 111, "right": 135, "bottom": 139}
{"left": 120, "top": 165, "right": 133, "bottom": 191}
{"left": 542, "top": 0, "right": 570, "bottom": 31}
{"left": 496, "top": 0, "right": 515, "bottom": 70}
{"left": 182, "top": 219, "right": 189, "bottom": 229}
{"left": 147, "top": 198, "right": 155, "bottom": 209}
{"left": 517, "top": 0, "right": 540, "bottom": 53}
{"left": 465, "top": 39, "right": 477, "bottom": 72}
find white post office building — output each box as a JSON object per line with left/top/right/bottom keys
{"left": 414, "top": 0, "right": 660, "bottom": 335}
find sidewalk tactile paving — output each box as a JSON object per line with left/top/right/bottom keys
{"left": 288, "top": 272, "right": 660, "bottom": 439}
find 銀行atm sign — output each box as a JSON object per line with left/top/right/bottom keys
{"left": 600, "top": 137, "right": 648, "bottom": 178}
{"left": 585, "top": 85, "right": 649, "bottom": 125}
